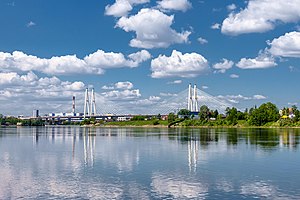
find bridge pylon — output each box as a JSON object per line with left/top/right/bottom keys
{"left": 188, "top": 84, "right": 199, "bottom": 112}
{"left": 84, "top": 88, "right": 97, "bottom": 118}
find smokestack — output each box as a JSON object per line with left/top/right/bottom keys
{"left": 72, "top": 96, "right": 75, "bottom": 113}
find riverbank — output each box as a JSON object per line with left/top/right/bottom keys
{"left": 83, "top": 120, "right": 300, "bottom": 129}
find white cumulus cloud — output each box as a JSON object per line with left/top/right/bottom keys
{"left": 222, "top": 0, "right": 300, "bottom": 35}
{"left": 211, "top": 23, "right": 220, "bottom": 30}
{"left": 213, "top": 59, "right": 234, "bottom": 73}
{"left": 159, "top": 92, "right": 178, "bottom": 97}
{"left": 105, "top": 0, "right": 149, "bottom": 17}
{"left": 151, "top": 50, "right": 209, "bottom": 78}
{"left": 0, "top": 71, "right": 38, "bottom": 86}
{"left": 84, "top": 49, "right": 150, "bottom": 69}
{"left": 253, "top": 95, "right": 267, "bottom": 100}
{"left": 197, "top": 37, "right": 208, "bottom": 44}
{"left": 115, "top": 81, "right": 134, "bottom": 90}
{"left": 157, "top": 0, "right": 192, "bottom": 12}
{"left": 134, "top": 95, "right": 161, "bottom": 105}
{"left": 236, "top": 53, "right": 277, "bottom": 69}
{"left": 217, "top": 94, "right": 267, "bottom": 104}
{"left": 0, "top": 50, "right": 150, "bottom": 75}
{"left": 102, "top": 85, "right": 115, "bottom": 90}
{"left": 116, "top": 8, "right": 191, "bottom": 48}
{"left": 102, "top": 89, "right": 141, "bottom": 100}
{"left": 0, "top": 71, "right": 85, "bottom": 115}
{"left": 26, "top": 21, "right": 36, "bottom": 27}
{"left": 167, "top": 80, "right": 182, "bottom": 84}
{"left": 230, "top": 74, "right": 239, "bottom": 78}
{"left": 268, "top": 31, "right": 300, "bottom": 58}
{"left": 226, "top": 4, "right": 236, "bottom": 11}
{"left": 128, "top": 50, "right": 151, "bottom": 63}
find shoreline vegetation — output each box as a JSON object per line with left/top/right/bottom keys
{"left": 1, "top": 102, "right": 300, "bottom": 128}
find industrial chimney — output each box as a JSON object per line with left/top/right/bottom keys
{"left": 72, "top": 96, "right": 75, "bottom": 113}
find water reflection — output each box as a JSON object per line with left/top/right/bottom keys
{"left": 83, "top": 128, "right": 96, "bottom": 167}
{"left": 188, "top": 137, "right": 199, "bottom": 172}
{"left": 0, "top": 127, "right": 300, "bottom": 199}
{"left": 151, "top": 172, "right": 208, "bottom": 199}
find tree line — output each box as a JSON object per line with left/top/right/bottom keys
{"left": 169, "top": 102, "right": 300, "bottom": 127}
{"left": 1, "top": 102, "right": 300, "bottom": 127}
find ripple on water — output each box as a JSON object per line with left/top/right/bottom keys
{"left": 151, "top": 172, "right": 208, "bottom": 199}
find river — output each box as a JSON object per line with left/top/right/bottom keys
{"left": 0, "top": 127, "right": 299, "bottom": 199}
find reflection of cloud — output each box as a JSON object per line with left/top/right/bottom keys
{"left": 0, "top": 131, "right": 124, "bottom": 199}
{"left": 151, "top": 173, "right": 208, "bottom": 199}
{"left": 0, "top": 153, "right": 124, "bottom": 199}
{"left": 86, "top": 183, "right": 123, "bottom": 200}
{"left": 216, "top": 179, "right": 234, "bottom": 192}
{"left": 95, "top": 129, "right": 140, "bottom": 172}
{"left": 127, "top": 182, "right": 150, "bottom": 200}
{"left": 240, "top": 181, "right": 277, "bottom": 198}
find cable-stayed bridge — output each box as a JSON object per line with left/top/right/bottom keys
{"left": 93, "top": 86, "right": 235, "bottom": 115}
{"left": 37, "top": 85, "right": 236, "bottom": 122}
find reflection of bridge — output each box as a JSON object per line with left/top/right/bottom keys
{"left": 188, "top": 138, "right": 199, "bottom": 173}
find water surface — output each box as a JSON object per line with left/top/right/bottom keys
{"left": 0, "top": 127, "right": 299, "bottom": 199}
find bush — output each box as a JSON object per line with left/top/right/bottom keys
{"left": 153, "top": 120, "right": 160, "bottom": 125}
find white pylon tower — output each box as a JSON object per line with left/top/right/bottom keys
{"left": 193, "top": 84, "right": 199, "bottom": 112}
{"left": 90, "top": 88, "right": 97, "bottom": 116}
{"left": 188, "top": 83, "right": 193, "bottom": 111}
{"left": 187, "top": 84, "right": 199, "bottom": 112}
{"left": 84, "top": 88, "right": 90, "bottom": 118}
{"left": 84, "top": 88, "right": 97, "bottom": 118}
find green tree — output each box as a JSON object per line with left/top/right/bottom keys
{"left": 226, "top": 107, "right": 238, "bottom": 125}
{"left": 248, "top": 102, "right": 279, "bottom": 126}
{"left": 131, "top": 116, "right": 146, "bottom": 121}
{"left": 168, "top": 113, "right": 176, "bottom": 123}
{"left": 237, "top": 111, "right": 246, "bottom": 120}
{"left": 212, "top": 109, "right": 219, "bottom": 118}
{"left": 292, "top": 106, "right": 300, "bottom": 121}
{"left": 292, "top": 105, "right": 297, "bottom": 113}
{"left": 157, "top": 114, "right": 161, "bottom": 120}
{"left": 199, "top": 105, "right": 210, "bottom": 120}
{"left": 178, "top": 109, "right": 191, "bottom": 116}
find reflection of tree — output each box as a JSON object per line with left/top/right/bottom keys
{"left": 199, "top": 129, "right": 219, "bottom": 147}
{"left": 279, "top": 129, "right": 300, "bottom": 149}
{"left": 247, "top": 129, "right": 280, "bottom": 150}
{"left": 175, "top": 128, "right": 300, "bottom": 152}
{"left": 226, "top": 128, "right": 238, "bottom": 146}
{"left": 176, "top": 128, "right": 219, "bottom": 148}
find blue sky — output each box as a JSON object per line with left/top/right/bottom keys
{"left": 0, "top": 0, "right": 300, "bottom": 115}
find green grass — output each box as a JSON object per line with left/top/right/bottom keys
{"left": 104, "top": 120, "right": 169, "bottom": 126}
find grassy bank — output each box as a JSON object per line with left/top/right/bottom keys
{"left": 99, "top": 119, "right": 300, "bottom": 128}
{"left": 103, "top": 120, "right": 169, "bottom": 127}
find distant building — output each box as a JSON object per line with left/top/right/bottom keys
{"left": 117, "top": 116, "right": 132, "bottom": 121}
{"left": 161, "top": 115, "right": 168, "bottom": 121}
{"left": 289, "top": 113, "right": 295, "bottom": 119}
{"left": 33, "top": 110, "right": 39, "bottom": 118}
{"left": 47, "top": 112, "right": 83, "bottom": 117}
